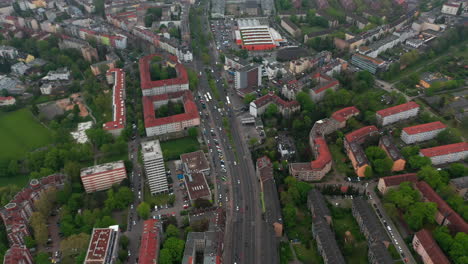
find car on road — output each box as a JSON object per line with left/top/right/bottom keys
{"left": 237, "top": 180, "right": 240, "bottom": 184}
{"left": 130, "top": 204, "right": 134, "bottom": 210}
{"left": 133, "top": 221, "right": 136, "bottom": 226}
{"left": 236, "top": 206, "right": 239, "bottom": 211}
{"left": 128, "top": 250, "right": 131, "bottom": 256}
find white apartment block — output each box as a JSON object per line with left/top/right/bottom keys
{"left": 419, "top": 142, "right": 468, "bottom": 166}
{"left": 376, "top": 102, "right": 420, "bottom": 126}
{"left": 401, "top": 121, "right": 447, "bottom": 144}
{"left": 141, "top": 83, "right": 189, "bottom": 97}
{"left": 80, "top": 161, "right": 127, "bottom": 193}
{"left": 141, "top": 140, "right": 169, "bottom": 195}
{"left": 145, "top": 118, "right": 199, "bottom": 137}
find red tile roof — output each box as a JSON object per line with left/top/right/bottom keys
{"left": 419, "top": 142, "right": 468, "bottom": 158}
{"left": 381, "top": 173, "right": 418, "bottom": 187}
{"left": 376, "top": 102, "right": 419, "bottom": 117}
{"left": 139, "top": 54, "right": 188, "bottom": 90}
{"left": 345, "top": 125, "right": 379, "bottom": 143}
{"left": 143, "top": 90, "right": 200, "bottom": 128}
{"left": 138, "top": 219, "right": 160, "bottom": 264}
{"left": 3, "top": 245, "right": 32, "bottom": 264}
{"left": 414, "top": 229, "right": 450, "bottom": 264}
{"left": 85, "top": 228, "right": 114, "bottom": 264}
{"left": 331, "top": 106, "right": 360, "bottom": 123}
{"left": 311, "top": 73, "right": 339, "bottom": 94}
{"left": 310, "top": 136, "right": 332, "bottom": 169}
{"left": 253, "top": 92, "right": 299, "bottom": 109}
{"left": 402, "top": 121, "right": 446, "bottom": 135}
{"left": 103, "top": 68, "right": 126, "bottom": 131}
{"left": 416, "top": 181, "right": 468, "bottom": 234}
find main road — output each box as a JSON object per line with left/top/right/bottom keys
{"left": 187, "top": 2, "right": 279, "bottom": 263}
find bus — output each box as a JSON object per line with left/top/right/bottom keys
{"left": 204, "top": 94, "right": 210, "bottom": 102}
{"left": 226, "top": 96, "right": 231, "bottom": 105}
{"left": 206, "top": 92, "right": 212, "bottom": 101}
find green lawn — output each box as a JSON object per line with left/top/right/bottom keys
{"left": 301, "top": 26, "right": 327, "bottom": 35}
{"left": 293, "top": 243, "right": 323, "bottom": 264}
{"left": 0, "top": 108, "right": 52, "bottom": 161}
{"left": 160, "top": 137, "right": 200, "bottom": 161}
{"left": 0, "top": 174, "right": 30, "bottom": 188}
{"left": 329, "top": 143, "right": 352, "bottom": 175}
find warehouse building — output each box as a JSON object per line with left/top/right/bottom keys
{"left": 235, "top": 19, "right": 284, "bottom": 51}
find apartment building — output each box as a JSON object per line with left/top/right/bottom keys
{"left": 344, "top": 126, "right": 379, "bottom": 177}
{"left": 412, "top": 229, "right": 450, "bottom": 264}
{"left": 376, "top": 102, "right": 420, "bottom": 126}
{"left": 141, "top": 140, "right": 169, "bottom": 195}
{"left": 401, "top": 121, "right": 447, "bottom": 144}
{"left": 3, "top": 245, "right": 33, "bottom": 264}
{"left": 0, "top": 45, "right": 18, "bottom": 59}
{"left": 184, "top": 172, "right": 211, "bottom": 203}
{"left": 139, "top": 54, "right": 189, "bottom": 97}
{"left": 138, "top": 219, "right": 162, "bottom": 264}
{"left": 84, "top": 226, "right": 120, "bottom": 264}
{"left": 309, "top": 73, "right": 339, "bottom": 102}
{"left": 182, "top": 232, "right": 222, "bottom": 264}
{"left": 307, "top": 189, "right": 346, "bottom": 264}
{"left": 379, "top": 135, "right": 406, "bottom": 171}
{"left": 0, "top": 96, "right": 16, "bottom": 106}
{"left": 441, "top": 2, "right": 460, "bottom": 15}
{"left": 281, "top": 17, "right": 301, "bottom": 38}
{"left": 377, "top": 173, "right": 418, "bottom": 194}
{"left": 143, "top": 90, "right": 200, "bottom": 137}
{"left": 419, "top": 142, "right": 468, "bottom": 165}
{"left": 80, "top": 161, "right": 127, "bottom": 193}
{"left": 351, "top": 53, "right": 385, "bottom": 74}
{"left": 103, "top": 68, "right": 126, "bottom": 136}
{"left": 234, "top": 63, "right": 262, "bottom": 90}
{"left": 180, "top": 150, "right": 210, "bottom": 175}
{"left": 250, "top": 92, "right": 300, "bottom": 117}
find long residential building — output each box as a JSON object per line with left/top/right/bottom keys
{"left": 376, "top": 102, "right": 420, "bottom": 126}
{"left": 249, "top": 92, "right": 300, "bottom": 117}
{"left": 103, "top": 68, "right": 126, "bottom": 136}
{"left": 143, "top": 90, "right": 200, "bottom": 137}
{"left": 80, "top": 161, "right": 127, "bottom": 193}
{"left": 344, "top": 126, "right": 379, "bottom": 177}
{"left": 412, "top": 229, "right": 450, "bottom": 264}
{"left": 419, "top": 142, "right": 468, "bottom": 165}
{"left": 138, "top": 219, "right": 162, "bottom": 264}
{"left": 401, "top": 121, "right": 447, "bottom": 144}
{"left": 351, "top": 53, "right": 386, "bottom": 74}
{"left": 307, "top": 189, "right": 346, "bottom": 264}
{"left": 377, "top": 173, "right": 418, "bottom": 194}
{"left": 141, "top": 140, "right": 169, "bottom": 195}
{"left": 84, "top": 226, "right": 120, "bottom": 264}
{"left": 139, "top": 54, "right": 189, "bottom": 96}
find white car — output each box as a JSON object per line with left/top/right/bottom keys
{"left": 133, "top": 221, "right": 136, "bottom": 226}
{"left": 130, "top": 204, "right": 134, "bottom": 210}
{"left": 236, "top": 206, "right": 239, "bottom": 211}
{"left": 237, "top": 180, "right": 240, "bottom": 184}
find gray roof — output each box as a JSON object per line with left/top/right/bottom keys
{"left": 313, "top": 218, "right": 346, "bottom": 264}
{"left": 450, "top": 176, "right": 468, "bottom": 189}
{"left": 369, "top": 241, "right": 394, "bottom": 264}
{"left": 182, "top": 231, "right": 221, "bottom": 264}
{"left": 352, "top": 198, "right": 389, "bottom": 243}
{"left": 263, "top": 179, "right": 282, "bottom": 225}
{"left": 308, "top": 189, "right": 331, "bottom": 218}
{"left": 380, "top": 135, "right": 403, "bottom": 161}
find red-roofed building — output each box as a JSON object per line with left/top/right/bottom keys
{"left": 331, "top": 106, "right": 360, "bottom": 125}
{"left": 103, "top": 68, "right": 126, "bottom": 136}
{"left": 290, "top": 136, "right": 332, "bottom": 181}
{"left": 138, "top": 219, "right": 162, "bottom": 264}
{"left": 3, "top": 244, "right": 33, "bottom": 264}
{"left": 376, "top": 102, "right": 420, "bottom": 126}
{"left": 412, "top": 229, "right": 450, "bottom": 264}
{"left": 84, "top": 226, "right": 120, "bottom": 264}
{"left": 139, "top": 54, "right": 189, "bottom": 96}
{"left": 344, "top": 126, "right": 379, "bottom": 177}
{"left": 401, "top": 121, "right": 447, "bottom": 144}
{"left": 377, "top": 173, "right": 418, "bottom": 194}
{"left": 250, "top": 92, "right": 300, "bottom": 117}
{"left": 0, "top": 96, "right": 16, "bottom": 106}
{"left": 184, "top": 172, "right": 211, "bottom": 202}
{"left": 419, "top": 142, "right": 468, "bottom": 165}
{"left": 416, "top": 181, "right": 468, "bottom": 234}
{"left": 143, "top": 90, "right": 200, "bottom": 136}
{"left": 309, "top": 73, "right": 339, "bottom": 102}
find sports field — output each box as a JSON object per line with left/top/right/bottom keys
{"left": 0, "top": 108, "right": 53, "bottom": 160}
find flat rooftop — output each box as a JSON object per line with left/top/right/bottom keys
{"left": 180, "top": 150, "right": 210, "bottom": 173}
{"left": 184, "top": 172, "right": 211, "bottom": 201}
{"left": 141, "top": 140, "right": 163, "bottom": 160}
{"left": 80, "top": 160, "right": 125, "bottom": 177}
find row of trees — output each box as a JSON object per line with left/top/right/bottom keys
{"left": 433, "top": 226, "right": 468, "bottom": 264}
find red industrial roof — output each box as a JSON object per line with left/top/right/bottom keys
{"left": 103, "top": 68, "right": 126, "bottom": 131}
{"left": 143, "top": 90, "right": 199, "bottom": 128}
{"left": 376, "top": 102, "right": 419, "bottom": 117}
{"left": 402, "top": 121, "right": 446, "bottom": 135}
{"left": 414, "top": 229, "right": 450, "bottom": 264}
{"left": 381, "top": 173, "right": 418, "bottom": 187}
{"left": 419, "top": 142, "right": 468, "bottom": 157}
{"left": 138, "top": 219, "right": 160, "bottom": 264}
{"left": 416, "top": 181, "right": 468, "bottom": 234}
{"left": 139, "top": 54, "right": 188, "bottom": 90}
{"left": 331, "top": 106, "right": 360, "bottom": 123}
{"left": 253, "top": 92, "right": 299, "bottom": 108}
{"left": 345, "top": 125, "right": 378, "bottom": 143}
{"left": 310, "top": 136, "right": 332, "bottom": 169}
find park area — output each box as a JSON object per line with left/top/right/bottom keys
{"left": 160, "top": 137, "right": 200, "bottom": 161}
{"left": 0, "top": 108, "right": 52, "bottom": 161}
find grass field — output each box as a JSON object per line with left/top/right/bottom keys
{"left": 0, "top": 108, "right": 52, "bottom": 161}
{"left": 160, "top": 137, "right": 200, "bottom": 161}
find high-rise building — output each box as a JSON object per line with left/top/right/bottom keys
{"left": 234, "top": 63, "right": 262, "bottom": 90}
{"left": 141, "top": 140, "right": 169, "bottom": 195}
{"left": 80, "top": 161, "right": 127, "bottom": 193}
{"left": 84, "top": 226, "right": 120, "bottom": 264}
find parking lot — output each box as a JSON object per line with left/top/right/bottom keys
{"left": 210, "top": 19, "right": 237, "bottom": 51}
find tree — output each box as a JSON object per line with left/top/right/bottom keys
{"left": 159, "top": 248, "right": 173, "bottom": 264}
{"left": 30, "top": 212, "right": 48, "bottom": 246}
{"left": 34, "top": 187, "right": 57, "bottom": 217}
{"left": 188, "top": 127, "right": 198, "bottom": 139}
{"left": 296, "top": 91, "right": 314, "bottom": 112}
{"left": 60, "top": 233, "right": 90, "bottom": 258}
{"left": 24, "top": 236, "right": 37, "bottom": 249}
{"left": 243, "top": 93, "right": 256, "bottom": 104}
{"left": 448, "top": 163, "right": 467, "bottom": 178}
{"left": 364, "top": 166, "right": 373, "bottom": 178}
{"left": 373, "top": 158, "right": 393, "bottom": 176}
{"left": 435, "top": 128, "right": 462, "bottom": 145}
{"left": 120, "top": 235, "right": 129, "bottom": 250}
{"left": 282, "top": 204, "right": 296, "bottom": 229}
{"left": 35, "top": 252, "right": 50, "bottom": 264}
{"left": 194, "top": 198, "right": 212, "bottom": 208}
{"left": 7, "top": 160, "right": 18, "bottom": 176}
{"left": 137, "top": 202, "right": 151, "bottom": 219}
{"left": 365, "top": 146, "right": 387, "bottom": 161}
{"left": 165, "top": 224, "right": 180, "bottom": 238}
{"left": 433, "top": 226, "right": 454, "bottom": 252}
{"left": 404, "top": 202, "right": 437, "bottom": 230}
{"left": 385, "top": 182, "right": 420, "bottom": 210}
{"left": 248, "top": 137, "right": 259, "bottom": 147}
{"left": 163, "top": 237, "right": 185, "bottom": 262}
{"left": 418, "top": 166, "right": 447, "bottom": 190}
{"left": 265, "top": 103, "right": 278, "bottom": 118}
{"left": 408, "top": 155, "right": 431, "bottom": 170}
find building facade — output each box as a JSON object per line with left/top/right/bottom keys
{"left": 401, "top": 121, "right": 447, "bottom": 144}
{"left": 141, "top": 140, "right": 169, "bottom": 195}
{"left": 412, "top": 229, "right": 450, "bottom": 264}
{"left": 250, "top": 92, "right": 300, "bottom": 117}
{"left": 351, "top": 53, "right": 385, "bottom": 74}
{"left": 379, "top": 135, "right": 406, "bottom": 171}
{"left": 80, "top": 161, "right": 127, "bottom": 193}
{"left": 344, "top": 126, "right": 379, "bottom": 177}
{"left": 419, "top": 142, "right": 468, "bottom": 165}
{"left": 376, "top": 102, "right": 420, "bottom": 126}
{"left": 234, "top": 63, "right": 262, "bottom": 90}
{"left": 377, "top": 173, "right": 418, "bottom": 194}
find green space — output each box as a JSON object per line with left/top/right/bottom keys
{"left": 0, "top": 108, "right": 52, "bottom": 161}
{"left": 328, "top": 143, "right": 352, "bottom": 176}
{"left": 0, "top": 174, "right": 30, "bottom": 188}
{"left": 150, "top": 60, "right": 177, "bottom": 82}
{"left": 293, "top": 243, "right": 323, "bottom": 264}
{"left": 155, "top": 101, "right": 185, "bottom": 118}
{"left": 143, "top": 184, "right": 175, "bottom": 207}
{"left": 160, "top": 137, "right": 200, "bottom": 161}
{"left": 330, "top": 206, "right": 369, "bottom": 264}
{"left": 279, "top": 241, "right": 294, "bottom": 264}
{"left": 301, "top": 26, "right": 327, "bottom": 35}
